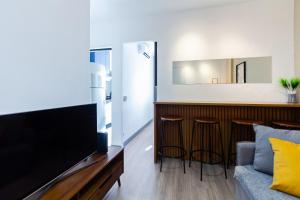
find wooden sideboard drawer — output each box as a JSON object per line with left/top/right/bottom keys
{"left": 89, "top": 163, "right": 124, "bottom": 200}
{"left": 78, "top": 167, "right": 112, "bottom": 200}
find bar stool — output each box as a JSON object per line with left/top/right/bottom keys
{"left": 158, "top": 115, "right": 186, "bottom": 173}
{"left": 189, "top": 118, "right": 227, "bottom": 181}
{"left": 227, "top": 119, "right": 264, "bottom": 168}
{"left": 272, "top": 121, "right": 300, "bottom": 130}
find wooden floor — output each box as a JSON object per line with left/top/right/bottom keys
{"left": 104, "top": 122, "right": 235, "bottom": 200}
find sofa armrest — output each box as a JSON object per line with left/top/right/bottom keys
{"left": 236, "top": 142, "right": 255, "bottom": 166}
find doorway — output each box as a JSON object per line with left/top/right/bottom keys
{"left": 90, "top": 48, "right": 112, "bottom": 146}
{"left": 122, "top": 41, "right": 157, "bottom": 144}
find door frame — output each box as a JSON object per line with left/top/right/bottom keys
{"left": 121, "top": 41, "right": 158, "bottom": 145}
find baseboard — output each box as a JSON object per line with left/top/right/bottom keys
{"left": 123, "top": 119, "right": 153, "bottom": 146}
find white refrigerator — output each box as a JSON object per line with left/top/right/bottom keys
{"left": 90, "top": 63, "right": 106, "bottom": 133}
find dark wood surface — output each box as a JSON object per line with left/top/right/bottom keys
{"left": 161, "top": 115, "right": 184, "bottom": 121}
{"left": 27, "top": 146, "right": 124, "bottom": 200}
{"left": 232, "top": 119, "right": 264, "bottom": 126}
{"left": 154, "top": 101, "right": 300, "bottom": 163}
{"left": 272, "top": 121, "right": 300, "bottom": 129}
{"left": 194, "top": 118, "right": 219, "bottom": 124}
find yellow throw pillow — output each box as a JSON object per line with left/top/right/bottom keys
{"left": 269, "top": 138, "right": 300, "bottom": 197}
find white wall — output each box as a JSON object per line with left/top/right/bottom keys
{"left": 0, "top": 0, "right": 90, "bottom": 115}
{"left": 91, "top": 0, "right": 294, "bottom": 145}
{"left": 122, "top": 42, "right": 154, "bottom": 142}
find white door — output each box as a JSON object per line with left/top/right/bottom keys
{"left": 122, "top": 41, "right": 155, "bottom": 142}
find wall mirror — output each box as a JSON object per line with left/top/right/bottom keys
{"left": 173, "top": 57, "right": 272, "bottom": 84}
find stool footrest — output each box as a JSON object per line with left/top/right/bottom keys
{"left": 190, "top": 149, "right": 224, "bottom": 165}
{"left": 159, "top": 145, "right": 186, "bottom": 151}
{"left": 158, "top": 154, "right": 185, "bottom": 159}
{"left": 158, "top": 146, "right": 186, "bottom": 158}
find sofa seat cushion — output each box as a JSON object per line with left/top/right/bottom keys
{"left": 234, "top": 165, "right": 299, "bottom": 200}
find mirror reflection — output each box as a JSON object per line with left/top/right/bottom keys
{"left": 173, "top": 57, "right": 272, "bottom": 84}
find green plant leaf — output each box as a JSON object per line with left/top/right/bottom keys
{"left": 290, "top": 78, "right": 300, "bottom": 90}
{"left": 279, "top": 78, "right": 289, "bottom": 89}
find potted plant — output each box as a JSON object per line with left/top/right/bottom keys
{"left": 280, "top": 77, "right": 300, "bottom": 103}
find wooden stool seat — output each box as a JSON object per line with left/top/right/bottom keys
{"left": 161, "top": 116, "right": 183, "bottom": 122}
{"left": 232, "top": 119, "right": 264, "bottom": 126}
{"left": 272, "top": 121, "right": 300, "bottom": 129}
{"left": 194, "top": 118, "right": 219, "bottom": 124}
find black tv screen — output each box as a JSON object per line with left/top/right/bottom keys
{"left": 0, "top": 104, "right": 97, "bottom": 200}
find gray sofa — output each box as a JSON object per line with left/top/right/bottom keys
{"left": 234, "top": 142, "right": 299, "bottom": 200}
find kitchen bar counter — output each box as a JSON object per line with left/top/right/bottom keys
{"left": 154, "top": 101, "right": 300, "bottom": 107}
{"left": 154, "top": 101, "right": 300, "bottom": 163}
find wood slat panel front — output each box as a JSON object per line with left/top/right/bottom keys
{"left": 154, "top": 103, "right": 300, "bottom": 163}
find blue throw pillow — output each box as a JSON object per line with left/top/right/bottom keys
{"left": 253, "top": 125, "right": 300, "bottom": 175}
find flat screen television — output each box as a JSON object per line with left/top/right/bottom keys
{"left": 0, "top": 104, "right": 97, "bottom": 200}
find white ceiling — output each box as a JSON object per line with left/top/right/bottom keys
{"left": 91, "top": 0, "right": 254, "bottom": 21}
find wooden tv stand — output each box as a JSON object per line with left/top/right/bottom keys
{"left": 29, "top": 146, "right": 124, "bottom": 200}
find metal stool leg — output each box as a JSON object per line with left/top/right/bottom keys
{"left": 252, "top": 126, "right": 256, "bottom": 141}
{"left": 179, "top": 121, "right": 186, "bottom": 173}
{"left": 208, "top": 125, "right": 213, "bottom": 164}
{"left": 189, "top": 121, "right": 196, "bottom": 167}
{"left": 227, "top": 122, "right": 234, "bottom": 169}
{"left": 251, "top": 126, "right": 255, "bottom": 141}
{"left": 217, "top": 123, "right": 227, "bottom": 179}
{"left": 200, "top": 124, "right": 204, "bottom": 181}
{"left": 159, "top": 121, "right": 165, "bottom": 172}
